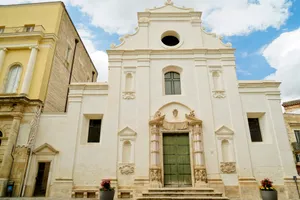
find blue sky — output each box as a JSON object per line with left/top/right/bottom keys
{"left": 4, "top": 0, "right": 300, "bottom": 102}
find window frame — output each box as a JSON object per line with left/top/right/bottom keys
{"left": 295, "top": 130, "right": 300, "bottom": 143}
{"left": 24, "top": 24, "right": 35, "bottom": 32}
{"left": 164, "top": 71, "right": 181, "bottom": 95}
{"left": 247, "top": 118, "right": 263, "bottom": 142}
{"left": 87, "top": 119, "right": 102, "bottom": 143}
{"left": 4, "top": 64, "right": 22, "bottom": 94}
{"left": 0, "top": 26, "right": 5, "bottom": 34}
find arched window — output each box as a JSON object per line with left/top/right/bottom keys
{"left": 125, "top": 73, "right": 133, "bottom": 92}
{"left": 122, "top": 141, "right": 132, "bottom": 163}
{"left": 5, "top": 65, "right": 22, "bottom": 93}
{"left": 0, "top": 131, "right": 3, "bottom": 146}
{"left": 221, "top": 140, "right": 230, "bottom": 162}
{"left": 164, "top": 72, "right": 181, "bottom": 95}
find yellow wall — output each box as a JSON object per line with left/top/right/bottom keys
{"left": 0, "top": 2, "right": 62, "bottom": 34}
{"left": 0, "top": 2, "right": 63, "bottom": 101}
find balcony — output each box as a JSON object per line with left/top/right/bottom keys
{"left": 292, "top": 142, "right": 300, "bottom": 152}
{"left": 0, "top": 25, "right": 45, "bottom": 39}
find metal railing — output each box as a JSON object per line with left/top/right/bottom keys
{"left": 0, "top": 25, "right": 45, "bottom": 34}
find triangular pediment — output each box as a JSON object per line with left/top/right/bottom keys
{"left": 215, "top": 126, "right": 234, "bottom": 135}
{"left": 118, "top": 127, "right": 137, "bottom": 136}
{"left": 33, "top": 143, "right": 59, "bottom": 155}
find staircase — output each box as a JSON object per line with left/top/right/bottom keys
{"left": 136, "top": 188, "right": 229, "bottom": 200}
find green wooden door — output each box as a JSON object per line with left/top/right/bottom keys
{"left": 163, "top": 134, "right": 192, "bottom": 187}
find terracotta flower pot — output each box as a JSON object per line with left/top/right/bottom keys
{"left": 260, "top": 190, "right": 277, "bottom": 200}
{"left": 100, "top": 190, "right": 115, "bottom": 200}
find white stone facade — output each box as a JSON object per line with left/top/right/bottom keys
{"left": 16, "top": 2, "right": 299, "bottom": 199}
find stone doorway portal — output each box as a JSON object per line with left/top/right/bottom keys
{"left": 163, "top": 133, "right": 192, "bottom": 187}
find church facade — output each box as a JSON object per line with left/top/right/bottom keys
{"left": 19, "top": 1, "right": 299, "bottom": 200}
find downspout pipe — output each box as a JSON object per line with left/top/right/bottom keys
{"left": 64, "top": 38, "right": 79, "bottom": 112}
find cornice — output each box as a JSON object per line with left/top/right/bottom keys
{"left": 238, "top": 81, "right": 281, "bottom": 88}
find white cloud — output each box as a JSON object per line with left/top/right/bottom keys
{"left": 3, "top": 0, "right": 292, "bottom": 36}
{"left": 263, "top": 28, "right": 300, "bottom": 102}
{"left": 77, "top": 25, "right": 108, "bottom": 82}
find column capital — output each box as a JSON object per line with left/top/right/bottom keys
{"left": 29, "top": 45, "right": 39, "bottom": 50}
{"left": 0, "top": 47, "right": 7, "bottom": 52}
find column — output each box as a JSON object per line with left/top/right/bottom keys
{"left": 21, "top": 46, "right": 38, "bottom": 95}
{"left": 0, "top": 48, "right": 7, "bottom": 72}
{"left": 0, "top": 115, "right": 22, "bottom": 197}
{"left": 149, "top": 125, "right": 162, "bottom": 188}
{"left": 193, "top": 124, "right": 207, "bottom": 186}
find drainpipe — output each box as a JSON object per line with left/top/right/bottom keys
{"left": 64, "top": 38, "right": 79, "bottom": 112}
{"left": 293, "top": 176, "right": 300, "bottom": 198}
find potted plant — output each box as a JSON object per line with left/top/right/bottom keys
{"left": 100, "top": 179, "right": 115, "bottom": 200}
{"left": 260, "top": 178, "right": 277, "bottom": 200}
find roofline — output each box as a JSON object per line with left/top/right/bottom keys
{"left": 0, "top": 1, "right": 63, "bottom": 7}
{"left": 282, "top": 99, "right": 300, "bottom": 107}
{"left": 0, "top": 1, "right": 99, "bottom": 78}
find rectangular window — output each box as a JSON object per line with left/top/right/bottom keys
{"left": 247, "top": 118, "right": 263, "bottom": 142}
{"left": 65, "top": 46, "right": 72, "bottom": 62}
{"left": 0, "top": 26, "right": 5, "bottom": 33}
{"left": 295, "top": 130, "right": 300, "bottom": 143}
{"left": 24, "top": 25, "right": 35, "bottom": 32}
{"left": 87, "top": 119, "right": 101, "bottom": 143}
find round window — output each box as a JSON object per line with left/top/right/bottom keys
{"left": 161, "top": 31, "right": 180, "bottom": 47}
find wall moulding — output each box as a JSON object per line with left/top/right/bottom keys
{"left": 119, "top": 164, "right": 135, "bottom": 175}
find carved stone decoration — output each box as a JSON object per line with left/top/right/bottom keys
{"left": 220, "top": 162, "right": 236, "bottom": 174}
{"left": 213, "top": 91, "right": 226, "bottom": 99}
{"left": 151, "top": 126, "right": 160, "bottom": 135}
{"left": 194, "top": 167, "right": 207, "bottom": 183}
{"left": 162, "top": 121, "right": 188, "bottom": 131}
{"left": 172, "top": 109, "right": 178, "bottom": 117}
{"left": 123, "top": 92, "right": 136, "bottom": 100}
{"left": 193, "top": 124, "right": 202, "bottom": 135}
{"left": 150, "top": 168, "right": 161, "bottom": 182}
{"left": 119, "top": 164, "right": 135, "bottom": 175}
{"left": 139, "top": 17, "right": 150, "bottom": 23}
{"left": 165, "top": 0, "right": 174, "bottom": 5}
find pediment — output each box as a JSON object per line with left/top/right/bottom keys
{"left": 215, "top": 126, "right": 234, "bottom": 135}
{"left": 33, "top": 143, "right": 59, "bottom": 155}
{"left": 118, "top": 127, "right": 137, "bottom": 137}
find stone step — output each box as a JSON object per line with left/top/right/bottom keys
{"left": 137, "top": 197, "right": 229, "bottom": 200}
{"left": 148, "top": 188, "right": 215, "bottom": 193}
{"left": 142, "top": 192, "right": 223, "bottom": 197}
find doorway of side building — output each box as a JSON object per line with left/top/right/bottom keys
{"left": 33, "top": 162, "right": 51, "bottom": 197}
{"left": 163, "top": 133, "right": 192, "bottom": 187}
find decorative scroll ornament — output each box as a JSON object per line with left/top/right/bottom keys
{"left": 186, "top": 111, "right": 202, "bottom": 126}
{"left": 149, "top": 111, "right": 165, "bottom": 126}
{"left": 119, "top": 164, "right": 135, "bottom": 175}
{"left": 123, "top": 92, "right": 135, "bottom": 100}
{"left": 220, "top": 162, "right": 236, "bottom": 174}
{"left": 213, "top": 91, "right": 226, "bottom": 99}
{"left": 150, "top": 168, "right": 161, "bottom": 182}
{"left": 165, "top": 0, "right": 174, "bottom": 5}
{"left": 194, "top": 168, "right": 207, "bottom": 183}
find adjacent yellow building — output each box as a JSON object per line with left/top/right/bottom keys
{"left": 0, "top": 1, "right": 98, "bottom": 197}
{"left": 283, "top": 99, "right": 300, "bottom": 175}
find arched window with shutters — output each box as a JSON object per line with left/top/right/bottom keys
{"left": 164, "top": 71, "right": 181, "bottom": 95}
{"left": 0, "top": 131, "right": 3, "bottom": 146}
{"left": 5, "top": 65, "right": 22, "bottom": 93}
